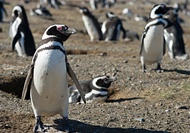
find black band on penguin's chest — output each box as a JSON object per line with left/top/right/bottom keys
{"left": 33, "top": 37, "right": 67, "bottom": 63}
{"left": 38, "top": 37, "right": 63, "bottom": 46}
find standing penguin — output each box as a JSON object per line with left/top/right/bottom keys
{"left": 79, "top": 7, "right": 103, "bottom": 41}
{"left": 140, "top": 4, "right": 172, "bottom": 72}
{"left": 101, "top": 11, "right": 126, "bottom": 41}
{"left": 10, "top": 5, "right": 36, "bottom": 56}
{"left": 89, "top": 0, "right": 98, "bottom": 10}
{"left": 164, "top": 7, "right": 189, "bottom": 61}
{"left": 0, "top": 0, "right": 8, "bottom": 22}
{"left": 21, "top": 24, "right": 86, "bottom": 132}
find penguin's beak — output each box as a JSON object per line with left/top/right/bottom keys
{"left": 65, "top": 28, "right": 77, "bottom": 35}
{"left": 164, "top": 7, "right": 173, "bottom": 13}
{"left": 104, "top": 75, "right": 117, "bottom": 83}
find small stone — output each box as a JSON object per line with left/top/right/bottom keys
{"left": 134, "top": 117, "right": 145, "bottom": 122}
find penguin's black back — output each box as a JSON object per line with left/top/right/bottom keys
{"left": 19, "top": 5, "right": 36, "bottom": 56}
{"left": 165, "top": 9, "right": 186, "bottom": 56}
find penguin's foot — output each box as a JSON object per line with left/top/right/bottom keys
{"left": 155, "top": 64, "right": 164, "bottom": 73}
{"left": 155, "top": 69, "right": 164, "bottom": 73}
{"left": 33, "top": 116, "right": 47, "bottom": 133}
{"left": 142, "top": 64, "right": 147, "bottom": 73}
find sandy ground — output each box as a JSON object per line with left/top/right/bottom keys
{"left": 1, "top": 0, "right": 190, "bottom": 133}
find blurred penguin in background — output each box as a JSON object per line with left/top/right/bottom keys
{"left": 164, "top": 7, "right": 189, "bottom": 61}
{"left": 40, "top": 0, "right": 65, "bottom": 9}
{"left": 89, "top": 0, "right": 98, "bottom": 10}
{"left": 79, "top": 7, "right": 103, "bottom": 41}
{"left": 102, "top": 0, "right": 116, "bottom": 8}
{"left": 10, "top": 5, "right": 36, "bottom": 56}
{"left": 0, "top": 0, "right": 8, "bottom": 22}
{"left": 30, "top": 3, "right": 53, "bottom": 19}
{"left": 101, "top": 11, "right": 126, "bottom": 41}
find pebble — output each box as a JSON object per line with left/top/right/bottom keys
{"left": 134, "top": 117, "right": 145, "bottom": 122}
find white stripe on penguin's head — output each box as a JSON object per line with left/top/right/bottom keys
{"left": 92, "top": 76, "right": 107, "bottom": 89}
{"left": 12, "top": 6, "right": 22, "bottom": 17}
{"left": 42, "top": 24, "right": 77, "bottom": 41}
{"left": 150, "top": 4, "right": 171, "bottom": 19}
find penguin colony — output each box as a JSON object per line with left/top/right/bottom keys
{"left": 1, "top": 1, "right": 188, "bottom": 132}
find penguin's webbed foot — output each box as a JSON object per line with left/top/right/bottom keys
{"left": 33, "top": 116, "right": 47, "bottom": 133}
{"left": 142, "top": 64, "right": 147, "bottom": 73}
{"left": 155, "top": 64, "right": 164, "bottom": 73}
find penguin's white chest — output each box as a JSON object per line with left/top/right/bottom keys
{"left": 82, "top": 16, "right": 99, "bottom": 41}
{"left": 10, "top": 17, "right": 21, "bottom": 38}
{"left": 141, "top": 25, "right": 164, "bottom": 63}
{"left": 15, "top": 32, "right": 26, "bottom": 56}
{"left": 164, "top": 30, "right": 174, "bottom": 59}
{"left": 11, "top": 18, "right": 26, "bottom": 56}
{"left": 31, "top": 43, "right": 68, "bottom": 116}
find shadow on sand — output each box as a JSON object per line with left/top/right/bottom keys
{"left": 50, "top": 119, "right": 170, "bottom": 133}
{"left": 106, "top": 97, "right": 144, "bottom": 103}
{"left": 163, "top": 68, "right": 190, "bottom": 75}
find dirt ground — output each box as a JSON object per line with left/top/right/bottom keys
{"left": 0, "top": 0, "right": 190, "bottom": 133}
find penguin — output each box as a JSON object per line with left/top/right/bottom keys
{"left": 134, "top": 14, "right": 148, "bottom": 22}
{"left": 102, "top": 0, "right": 116, "bottom": 8}
{"left": 79, "top": 7, "right": 103, "bottom": 41}
{"left": 21, "top": 24, "right": 86, "bottom": 133}
{"left": 122, "top": 7, "right": 133, "bottom": 19}
{"left": 101, "top": 11, "right": 126, "bottom": 41}
{"left": 89, "top": 0, "right": 98, "bottom": 10}
{"left": 10, "top": 5, "right": 36, "bottom": 56}
{"left": 123, "top": 29, "right": 139, "bottom": 42}
{"left": 69, "top": 75, "right": 116, "bottom": 103}
{"left": 140, "top": 4, "right": 172, "bottom": 72}
{"left": 30, "top": 4, "right": 52, "bottom": 19}
{"left": 0, "top": 0, "right": 8, "bottom": 22}
{"left": 40, "top": 0, "right": 64, "bottom": 9}
{"left": 164, "top": 7, "right": 189, "bottom": 61}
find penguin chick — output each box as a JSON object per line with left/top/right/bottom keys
{"left": 21, "top": 24, "right": 86, "bottom": 133}
{"left": 102, "top": 11, "right": 126, "bottom": 41}
{"left": 10, "top": 5, "right": 36, "bottom": 56}
{"left": 69, "top": 75, "right": 116, "bottom": 103}
{"left": 79, "top": 7, "right": 103, "bottom": 41}
{"left": 140, "top": 4, "right": 172, "bottom": 73}
{"left": 164, "top": 7, "right": 189, "bottom": 61}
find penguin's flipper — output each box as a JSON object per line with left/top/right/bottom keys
{"left": 139, "top": 31, "right": 146, "bottom": 55}
{"left": 67, "top": 63, "right": 86, "bottom": 103}
{"left": 163, "top": 37, "right": 166, "bottom": 55}
{"left": 120, "top": 23, "right": 126, "bottom": 39}
{"left": 12, "top": 31, "right": 21, "bottom": 51}
{"left": 21, "top": 64, "right": 34, "bottom": 103}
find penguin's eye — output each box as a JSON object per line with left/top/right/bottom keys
{"left": 63, "top": 26, "right": 68, "bottom": 31}
{"left": 57, "top": 26, "right": 68, "bottom": 32}
{"left": 83, "top": 8, "right": 87, "bottom": 12}
{"left": 103, "top": 77, "right": 109, "bottom": 82}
